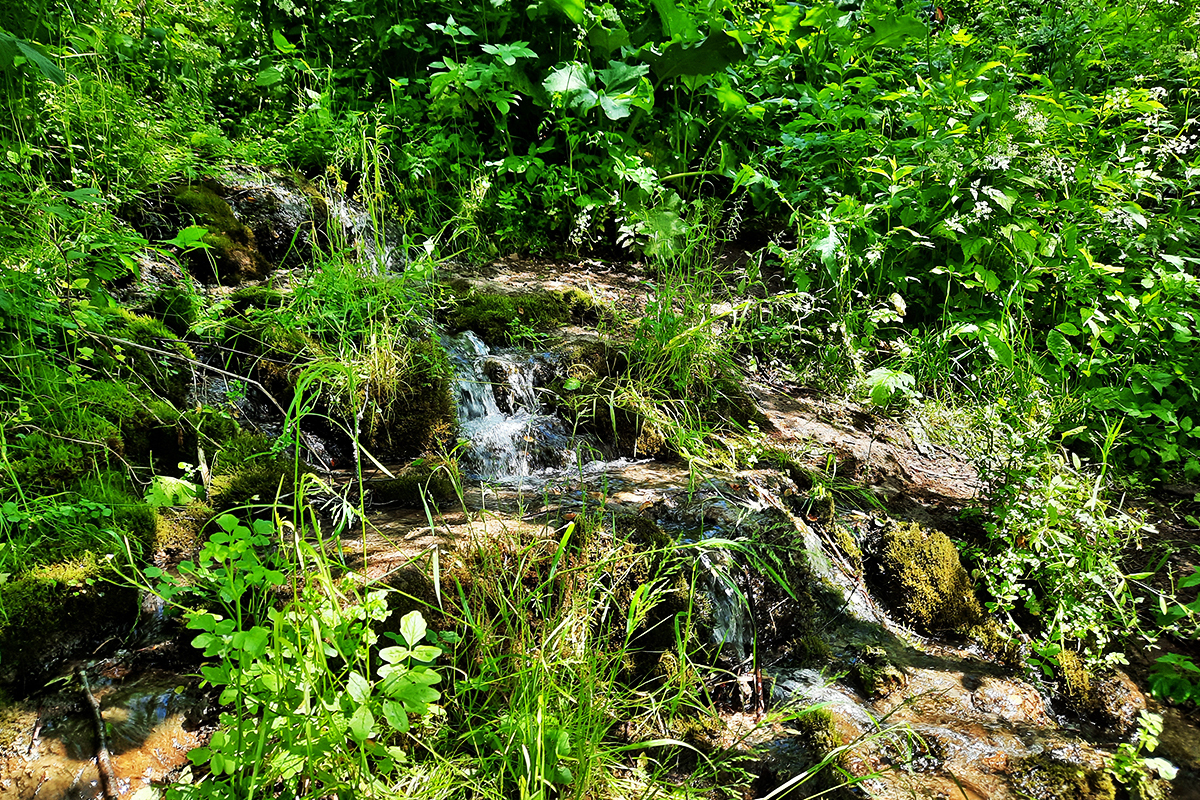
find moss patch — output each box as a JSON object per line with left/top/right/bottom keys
{"left": 445, "top": 287, "right": 595, "bottom": 345}
{"left": 1056, "top": 649, "right": 1096, "bottom": 712}
{"left": 360, "top": 338, "right": 456, "bottom": 458}
{"left": 154, "top": 501, "right": 215, "bottom": 553}
{"left": 1010, "top": 755, "right": 1116, "bottom": 800}
{"left": 169, "top": 182, "right": 271, "bottom": 285}
{"left": 865, "top": 521, "right": 984, "bottom": 634}
{"left": 209, "top": 431, "right": 296, "bottom": 509}
{"left": 368, "top": 458, "right": 461, "bottom": 506}
{"left": 0, "top": 556, "right": 137, "bottom": 682}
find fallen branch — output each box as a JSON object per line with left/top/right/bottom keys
{"left": 78, "top": 667, "right": 119, "bottom": 800}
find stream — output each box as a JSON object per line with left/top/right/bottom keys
{"left": 4, "top": 168, "right": 1198, "bottom": 799}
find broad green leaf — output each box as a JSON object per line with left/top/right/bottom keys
{"left": 598, "top": 93, "right": 634, "bottom": 120}
{"left": 145, "top": 475, "right": 201, "bottom": 508}
{"left": 814, "top": 227, "right": 840, "bottom": 268}
{"left": 646, "top": 33, "right": 745, "bottom": 80}
{"left": 6, "top": 34, "right": 67, "bottom": 85}
{"left": 255, "top": 66, "right": 284, "bottom": 87}
{"left": 546, "top": 0, "right": 586, "bottom": 25}
{"left": 856, "top": 13, "right": 927, "bottom": 49}
{"left": 347, "top": 671, "right": 371, "bottom": 703}
{"left": 382, "top": 699, "right": 409, "bottom": 732}
{"left": 1046, "top": 329, "right": 1074, "bottom": 366}
{"left": 399, "top": 610, "right": 428, "bottom": 648}
{"left": 652, "top": 0, "right": 699, "bottom": 41}
{"left": 984, "top": 333, "right": 1014, "bottom": 370}
{"left": 271, "top": 30, "right": 296, "bottom": 53}
{"left": 597, "top": 60, "right": 648, "bottom": 92}
{"left": 349, "top": 704, "right": 375, "bottom": 742}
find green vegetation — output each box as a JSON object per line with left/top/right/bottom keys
{"left": 2, "top": 0, "right": 1200, "bottom": 794}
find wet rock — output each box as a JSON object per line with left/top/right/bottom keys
{"left": 971, "top": 676, "right": 1050, "bottom": 725}
{"left": 1093, "top": 670, "right": 1146, "bottom": 735}
{"left": 1009, "top": 753, "right": 1116, "bottom": 800}
{"left": 220, "top": 167, "right": 328, "bottom": 270}
{"left": 850, "top": 645, "right": 908, "bottom": 699}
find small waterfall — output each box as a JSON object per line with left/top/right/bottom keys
{"left": 446, "top": 332, "right": 585, "bottom": 480}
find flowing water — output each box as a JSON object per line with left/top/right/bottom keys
{"left": 447, "top": 331, "right": 604, "bottom": 481}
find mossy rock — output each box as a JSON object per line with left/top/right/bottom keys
{"left": 169, "top": 182, "right": 271, "bottom": 285}
{"left": 1009, "top": 755, "right": 1115, "bottom": 800}
{"left": 864, "top": 521, "right": 984, "bottom": 634}
{"left": 0, "top": 557, "right": 138, "bottom": 687}
{"left": 1056, "top": 649, "right": 1096, "bottom": 712}
{"left": 361, "top": 338, "right": 456, "bottom": 458}
{"left": 209, "top": 432, "right": 296, "bottom": 509}
{"left": 850, "top": 644, "right": 907, "bottom": 699}
{"left": 148, "top": 283, "right": 203, "bottom": 336}
{"left": 229, "top": 285, "right": 287, "bottom": 312}
{"left": 368, "top": 459, "right": 461, "bottom": 507}
{"left": 154, "top": 501, "right": 215, "bottom": 554}
{"left": 792, "top": 707, "right": 842, "bottom": 758}
{"left": 445, "top": 287, "right": 595, "bottom": 345}
{"left": 92, "top": 305, "right": 195, "bottom": 404}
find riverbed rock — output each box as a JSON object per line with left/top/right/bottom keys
{"left": 1093, "top": 669, "right": 1146, "bottom": 734}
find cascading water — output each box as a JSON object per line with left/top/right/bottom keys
{"left": 446, "top": 331, "right": 589, "bottom": 480}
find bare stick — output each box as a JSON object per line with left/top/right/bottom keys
{"left": 78, "top": 667, "right": 119, "bottom": 800}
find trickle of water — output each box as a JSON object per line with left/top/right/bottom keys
{"left": 446, "top": 332, "right": 587, "bottom": 480}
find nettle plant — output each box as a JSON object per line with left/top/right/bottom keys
{"left": 147, "top": 512, "right": 446, "bottom": 798}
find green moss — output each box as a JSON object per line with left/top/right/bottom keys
{"left": 209, "top": 432, "right": 294, "bottom": 509}
{"left": 369, "top": 459, "right": 461, "bottom": 506}
{"left": 612, "top": 514, "right": 672, "bottom": 549}
{"left": 1056, "top": 649, "right": 1096, "bottom": 711}
{"left": 170, "top": 183, "right": 271, "bottom": 285}
{"left": 446, "top": 287, "right": 594, "bottom": 344}
{"left": 149, "top": 284, "right": 203, "bottom": 336}
{"left": 154, "top": 501, "right": 214, "bottom": 553}
{"left": 832, "top": 523, "right": 862, "bottom": 572}
{"left": 93, "top": 305, "right": 195, "bottom": 404}
{"left": 1010, "top": 755, "right": 1116, "bottom": 800}
{"left": 0, "top": 556, "right": 137, "bottom": 678}
{"left": 850, "top": 645, "right": 907, "bottom": 698}
{"left": 230, "top": 285, "right": 286, "bottom": 311}
{"left": 866, "top": 521, "right": 984, "bottom": 634}
{"left": 363, "top": 338, "right": 456, "bottom": 457}
{"left": 793, "top": 707, "right": 842, "bottom": 758}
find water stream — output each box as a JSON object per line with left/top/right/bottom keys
{"left": 447, "top": 331, "right": 601, "bottom": 482}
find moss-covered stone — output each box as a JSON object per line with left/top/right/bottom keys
{"left": 154, "top": 501, "right": 214, "bottom": 553}
{"left": 850, "top": 644, "right": 907, "bottom": 699}
{"left": 1009, "top": 755, "right": 1116, "bottom": 800}
{"left": 170, "top": 182, "right": 271, "bottom": 285}
{"left": 149, "top": 283, "right": 203, "bottom": 336}
{"left": 93, "top": 304, "right": 195, "bottom": 404}
{"left": 865, "top": 521, "right": 984, "bottom": 634}
{"left": 359, "top": 338, "right": 456, "bottom": 458}
{"left": 369, "top": 458, "right": 461, "bottom": 506}
{"left": 445, "top": 287, "right": 595, "bottom": 344}
{"left": 0, "top": 557, "right": 138, "bottom": 685}
{"left": 209, "top": 432, "right": 295, "bottom": 509}
{"left": 1056, "top": 649, "right": 1096, "bottom": 712}
{"left": 792, "top": 707, "right": 842, "bottom": 758}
